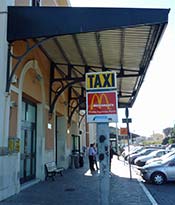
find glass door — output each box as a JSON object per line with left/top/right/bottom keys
{"left": 20, "top": 100, "right": 36, "bottom": 184}
{"left": 72, "top": 135, "right": 80, "bottom": 154}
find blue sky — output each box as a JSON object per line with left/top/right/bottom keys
{"left": 70, "top": 0, "right": 175, "bottom": 136}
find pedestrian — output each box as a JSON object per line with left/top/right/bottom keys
{"left": 93, "top": 143, "right": 99, "bottom": 170}
{"left": 88, "top": 143, "right": 96, "bottom": 172}
{"left": 109, "top": 145, "right": 114, "bottom": 172}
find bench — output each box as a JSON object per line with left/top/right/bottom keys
{"left": 45, "top": 161, "right": 64, "bottom": 181}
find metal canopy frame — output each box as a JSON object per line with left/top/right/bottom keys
{"left": 6, "top": 6, "right": 169, "bottom": 123}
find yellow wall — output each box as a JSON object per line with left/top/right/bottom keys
{"left": 11, "top": 38, "right": 79, "bottom": 150}
{"left": 9, "top": 91, "right": 18, "bottom": 137}
{"left": 15, "top": 0, "right": 30, "bottom": 6}
{"left": 45, "top": 109, "right": 54, "bottom": 150}
{"left": 13, "top": 40, "right": 73, "bottom": 116}
{"left": 23, "top": 68, "right": 42, "bottom": 102}
{"left": 15, "top": 0, "right": 69, "bottom": 6}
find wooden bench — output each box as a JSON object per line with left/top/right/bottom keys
{"left": 45, "top": 161, "right": 64, "bottom": 181}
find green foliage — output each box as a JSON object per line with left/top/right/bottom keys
{"left": 162, "top": 137, "right": 169, "bottom": 145}
{"left": 142, "top": 140, "right": 162, "bottom": 146}
{"left": 168, "top": 137, "right": 175, "bottom": 144}
{"left": 171, "top": 124, "right": 175, "bottom": 138}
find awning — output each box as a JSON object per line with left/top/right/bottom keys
{"left": 7, "top": 6, "right": 169, "bottom": 111}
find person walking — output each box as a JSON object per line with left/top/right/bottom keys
{"left": 93, "top": 143, "right": 99, "bottom": 170}
{"left": 88, "top": 143, "right": 96, "bottom": 172}
{"left": 109, "top": 145, "right": 114, "bottom": 172}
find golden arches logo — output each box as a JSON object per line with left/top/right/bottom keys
{"left": 90, "top": 93, "right": 111, "bottom": 110}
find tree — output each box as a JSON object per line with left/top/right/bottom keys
{"left": 162, "top": 137, "right": 170, "bottom": 145}
{"left": 171, "top": 124, "right": 175, "bottom": 138}
{"left": 163, "top": 127, "right": 172, "bottom": 137}
{"left": 168, "top": 138, "right": 175, "bottom": 144}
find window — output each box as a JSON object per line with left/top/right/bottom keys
{"left": 72, "top": 135, "right": 80, "bottom": 154}
{"left": 32, "top": 0, "right": 40, "bottom": 6}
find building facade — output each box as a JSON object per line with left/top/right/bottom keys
{"left": 0, "top": 0, "right": 89, "bottom": 201}
{"left": 0, "top": 1, "right": 169, "bottom": 201}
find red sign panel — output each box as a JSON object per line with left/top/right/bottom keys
{"left": 120, "top": 128, "right": 128, "bottom": 136}
{"left": 87, "top": 91, "right": 117, "bottom": 115}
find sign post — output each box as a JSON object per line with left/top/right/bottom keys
{"left": 122, "top": 107, "right": 132, "bottom": 179}
{"left": 86, "top": 71, "right": 118, "bottom": 205}
{"left": 97, "top": 123, "right": 110, "bottom": 205}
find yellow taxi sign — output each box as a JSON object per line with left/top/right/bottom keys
{"left": 86, "top": 71, "right": 116, "bottom": 90}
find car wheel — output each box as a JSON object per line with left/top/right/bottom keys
{"left": 151, "top": 172, "right": 167, "bottom": 185}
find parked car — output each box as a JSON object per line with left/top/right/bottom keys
{"left": 123, "top": 146, "right": 144, "bottom": 161}
{"left": 128, "top": 148, "right": 157, "bottom": 164}
{"left": 134, "top": 149, "right": 167, "bottom": 167}
{"left": 146, "top": 150, "right": 175, "bottom": 165}
{"left": 122, "top": 145, "right": 140, "bottom": 159}
{"left": 139, "top": 154, "right": 175, "bottom": 185}
{"left": 166, "top": 143, "right": 175, "bottom": 151}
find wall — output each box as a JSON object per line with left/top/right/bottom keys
{"left": 0, "top": 155, "right": 19, "bottom": 201}
{"left": 15, "top": 0, "right": 70, "bottom": 6}
{"left": 56, "top": 116, "right": 69, "bottom": 168}
{"left": 0, "top": 0, "right": 16, "bottom": 201}
{"left": 0, "top": 0, "right": 14, "bottom": 150}
{"left": 9, "top": 91, "right": 18, "bottom": 137}
{"left": 0, "top": 0, "right": 86, "bottom": 201}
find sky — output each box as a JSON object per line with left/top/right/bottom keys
{"left": 70, "top": 0, "right": 175, "bottom": 137}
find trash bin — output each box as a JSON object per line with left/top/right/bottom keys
{"left": 74, "top": 154, "right": 79, "bottom": 168}
{"left": 79, "top": 154, "right": 84, "bottom": 167}
{"left": 69, "top": 154, "right": 74, "bottom": 168}
{"left": 70, "top": 153, "right": 80, "bottom": 169}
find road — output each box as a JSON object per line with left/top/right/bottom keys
{"left": 132, "top": 164, "right": 175, "bottom": 205}
{"left": 144, "top": 181, "right": 175, "bottom": 205}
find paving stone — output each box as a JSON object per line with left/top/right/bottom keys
{"left": 1, "top": 156, "right": 152, "bottom": 205}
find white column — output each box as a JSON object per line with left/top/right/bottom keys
{"left": 0, "top": 1, "right": 18, "bottom": 201}
{"left": 0, "top": 0, "right": 14, "bottom": 150}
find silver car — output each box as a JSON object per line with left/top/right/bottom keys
{"left": 146, "top": 150, "right": 175, "bottom": 165}
{"left": 128, "top": 148, "right": 157, "bottom": 164}
{"left": 134, "top": 149, "right": 166, "bottom": 167}
{"left": 139, "top": 154, "right": 175, "bottom": 185}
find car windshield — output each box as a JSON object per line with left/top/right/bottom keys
{"left": 161, "top": 150, "right": 175, "bottom": 160}
{"left": 161, "top": 153, "right": 175, "bottom": 163}
{"left": 137, "top": 149, "right": 154, "bottom": 155}
{"left": 131, "top": 147, "right": 143, "bottom": 154}
{"left": 147, "top": 150, "right": 161, "bottom": 157}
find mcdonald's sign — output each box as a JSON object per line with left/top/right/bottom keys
{"left": 86, "top": 91, "right": 118, "bottom": 122}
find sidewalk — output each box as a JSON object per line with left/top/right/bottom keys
{"left": 1, "top": 156, "right": 152, "bottom": 205}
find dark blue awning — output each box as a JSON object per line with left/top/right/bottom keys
{"left": 7, "top": 6, "right": 169, "bottom": 109}
{"left": 7, "top": 6, "right": 169, "bottom": 42}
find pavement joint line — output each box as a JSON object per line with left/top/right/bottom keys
{"left": 137, "top": 179, "right": 158, "bottom": 205}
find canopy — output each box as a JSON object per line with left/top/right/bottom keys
{"left": 7, "top": 6, "right": 169, "bottom": 110}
